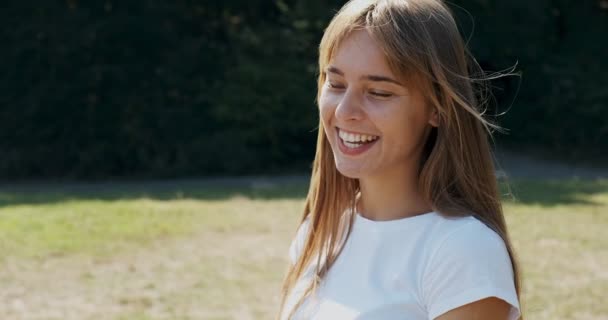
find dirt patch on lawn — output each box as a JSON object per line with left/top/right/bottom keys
{"left": 0, "top": 228, "right": 290, "bottom": 320}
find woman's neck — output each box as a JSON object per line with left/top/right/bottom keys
{"left": 357, "top": 166, "right": 432, "bottom": 221}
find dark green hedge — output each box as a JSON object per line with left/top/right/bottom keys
{"left": 453, "top": 0, "right": 608, "bottom": 160}
{"left": 0, "top": 1, "right": 606, "bottom": 179}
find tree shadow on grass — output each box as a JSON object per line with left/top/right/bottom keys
{"left": 0, "top": 175, "right": 311, "bottom": 207}
{"left": 0, "top": 176, "right": 606, "bottom": 208}
{"left": 500, "top": 178, "right": 608, "bottom": 207}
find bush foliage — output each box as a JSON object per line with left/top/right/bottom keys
{"left": 1, "top": 1, "right": 606, "bottom": 178}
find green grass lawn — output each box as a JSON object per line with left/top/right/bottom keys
{"left": 0, "top": 178, "right": 606, "bottom": 320}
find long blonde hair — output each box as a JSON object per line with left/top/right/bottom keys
{"left": 278, "top": 0, "right": 522, "bottom": 318}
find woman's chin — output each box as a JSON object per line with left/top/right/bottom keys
{"left": 335, "top": 163, "right": 367, "bottom": 179}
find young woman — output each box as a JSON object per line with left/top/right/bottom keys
{"left": 278, "top": 0, "right": 522, "bottom": 319}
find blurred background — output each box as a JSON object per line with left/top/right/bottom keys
{"left": 0, "top": 1, "right": 606, "bottom": 320}
{"left": 1, "top": 0, "right": 606, "bottom": 179}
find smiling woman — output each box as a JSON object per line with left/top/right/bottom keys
{"left": 277, "top": 1, "right": 522, "bottom": 320}
{"left": 320, "top": 30, "right": 437, "bottom": 181}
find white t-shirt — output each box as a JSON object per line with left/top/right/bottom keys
{"left": 283, "top": 211, "right": 520, "bottom": 320}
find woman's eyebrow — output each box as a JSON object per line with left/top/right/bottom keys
{"left": 364, "top": 74, "right": 403, "bottom": 86}
{"left": 326, "top": 66, "right": 403, "bottom": 86}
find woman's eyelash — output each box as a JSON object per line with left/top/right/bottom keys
{"left": 328, "top": 82, "right": 345, "bottom": 89}
{"left": 326, "top": 81, "right": 393, "bottom": 98}
{"left": 370, "top": 91, "right": 393, "bottom": 98}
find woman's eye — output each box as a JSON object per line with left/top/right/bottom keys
{"left": 370, "top": 90, "right": 393, "bottom": 98}
{"left": 327, "top": 81, "right": 345, "bottom": 89}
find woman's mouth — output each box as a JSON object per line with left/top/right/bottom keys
{"left": 336, "top": 128, "right": 379, "bottom": 156}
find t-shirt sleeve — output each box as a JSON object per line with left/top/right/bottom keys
{"left": 422, "top": 220, "right": 521, "bottom": 320}
{"left": 288, "top": 218, "right": 311, "bottom": 265}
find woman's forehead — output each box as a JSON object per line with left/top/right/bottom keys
{"left": 328, "top": 30, "right": 396, "bottom": 79}
{"left": 326, "top": 29, "right": 424, "bottom": 91}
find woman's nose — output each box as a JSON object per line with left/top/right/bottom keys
{"left": 335, "top": 90, "right": 365, "bottom": 121}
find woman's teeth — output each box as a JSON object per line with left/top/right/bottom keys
{"left": 338, "top": 128, "right": 379, "bottom": 147}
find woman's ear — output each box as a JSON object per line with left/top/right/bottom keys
{"left": 428, "top": 108, "right": 439, "bottom": 127}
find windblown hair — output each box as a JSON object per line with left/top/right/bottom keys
{"left": 278, "top": 0, "right": 522, "bottom": 319}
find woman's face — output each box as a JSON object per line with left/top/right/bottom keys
{"left": 319, "top": 30, "right": 438, "bottom": 179}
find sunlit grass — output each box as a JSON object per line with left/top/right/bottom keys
{"left": 504, "top": 179, "right": 608, "bottom": 320}
{"left": 0, "top": 181, "right": 308, "bottom": 260}
{"left": 0, "top": 178, "right": 605, "bottom": 320}
{"left": 0, "top": 199, "right": 201, "bottom": 259}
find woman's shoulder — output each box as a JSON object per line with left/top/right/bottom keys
{"left": 288, "top": 216, "right": 312, "bottom": 265}
{"left": 422, "top": 213, "right": 515, "bottom": 292}
{"left": 425, "top": 213, "right": 504, "bottom": 250}
{"left": 421, "top": 214, "right": 519, "bottom": 319}
{"left": 415, "top": 213, "right": 512, "bottom": 275}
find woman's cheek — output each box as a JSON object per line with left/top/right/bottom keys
{"left": 364, "top": 96, "right": 397, "bottom": 118}
{"left": 318, "top": 91, "right": 338, "bottom": 121}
